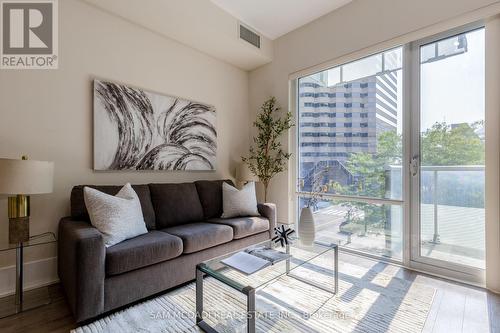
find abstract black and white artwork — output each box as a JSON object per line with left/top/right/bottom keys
{"left": 93, "top": 80, "right": 217, "bottom": 171}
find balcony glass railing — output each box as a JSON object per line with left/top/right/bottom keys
{"left": 297, "top": 165, "right": 485, "bottom": 267}
{"left": 419, "top": 166, "right": 485, "bottom": 269}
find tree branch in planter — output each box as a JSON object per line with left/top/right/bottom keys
{"left": 298, "top": 166, "right": 331, "bottom": 209}
{"left": 242, "top": 97, "right": 294, "bottom": 202}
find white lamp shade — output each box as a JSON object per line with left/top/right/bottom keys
{"left": 236, "top": 162, "right": 258, "bottom": 182}
{"left": 0, "top": 158, "right": 54, "bottom": 195}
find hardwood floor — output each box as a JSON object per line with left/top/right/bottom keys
{"left": 0, "top": 284, "right": 76, "bottom": 333}
{"left": 0, "top": 252, "right": 498, "bottom": 333}
{"left": 345, "top": 253, "right": 500, "bottom": 333}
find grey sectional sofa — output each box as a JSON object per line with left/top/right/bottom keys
{"left": 58, "top": 180, "right": 276, "bottom": 322}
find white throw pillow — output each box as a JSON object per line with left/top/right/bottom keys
{"left": 221, "top": 181, "right": 259, "bottom": 218}
{"left": 84, "top": 183, "right": 148, "bottom": 247}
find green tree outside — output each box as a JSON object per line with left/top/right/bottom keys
{"left": 330, "top": 122, "right": 484, "bottom": 236}
{"left": 421, "top": 122, "right": 484, "bottom": 166}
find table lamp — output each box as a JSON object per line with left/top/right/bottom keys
{"left": 0, "top": 156, "right": 54, "bottom": 244}
{"left": 236, "top": 162, "right": 258, "bottom": 188}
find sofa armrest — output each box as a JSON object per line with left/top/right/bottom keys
{"left": 257, "top": 203, "right": 276, "bottom": 239}
{"left": 58, "top": 217, "right": 105, "bottom": 322}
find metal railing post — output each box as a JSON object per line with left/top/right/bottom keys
{"left": 431, "top": 169, "right": 440, "bottom": 243}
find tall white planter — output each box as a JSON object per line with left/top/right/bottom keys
{"left": 298, "top": 207, "right": 315, "bottom": 246}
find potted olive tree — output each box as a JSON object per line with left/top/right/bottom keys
{"left": 242, "top": 97, "right": 293, "bottom": 202}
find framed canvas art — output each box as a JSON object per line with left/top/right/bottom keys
{"left": 93, "top": 80, "right": 216, "bottom": 171}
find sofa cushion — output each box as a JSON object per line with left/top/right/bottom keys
{"left": 221, "top": 182, "right": 259, "bottom": 218}
{"left": 105, "top": 231, "right": 183, "bottom": 276}
{"left": 208, "top": 217, "right": 270, "bottom": 239}
{"left": 161, "top": 223, "right": 233, "bottom": 254}
{"left": 149, "top": 183, "right": 204, "bottom": 228}
{"left": 84, "top": 184, "right": 148, "bottom": 247}
{"left": 194, "top": 179, "right": 234, "bottom": 219}
{"left": 71, "top": 184, "right": 156, "bottom": 230}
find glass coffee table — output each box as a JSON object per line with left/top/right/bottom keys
{"left": 196, "top": 238, "right": 338, "bottom": 333}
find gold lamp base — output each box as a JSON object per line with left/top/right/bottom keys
{"left": 8, "top": 195, "right": 30, "bottom": 244}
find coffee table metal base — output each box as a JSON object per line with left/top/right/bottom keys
{"left": 196, "top": 266, "right": 256, "bottom": 333}
{"left": 196, "top": 243, "right": 338, "bottom": 333}
{"left": 286, "top": 243, "right": 339, "bottom": 295}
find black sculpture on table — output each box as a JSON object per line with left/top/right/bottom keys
{"left": 272, "top": 225, "right": 295, "bottom": 247}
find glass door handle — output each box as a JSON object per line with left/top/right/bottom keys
{"left": 410, "top": 156, "right": 419, "bottom": 177}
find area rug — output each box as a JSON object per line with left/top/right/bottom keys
{"left": 73, "top": 254, "right": 435, "bottom": 333}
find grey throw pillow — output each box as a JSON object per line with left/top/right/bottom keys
{"left": 221, "top": 181, "right": 259, "bottom": 218}
{"left": 84, "top": 183, "right": 148, "bottom": 247}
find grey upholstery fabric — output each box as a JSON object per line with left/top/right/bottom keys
{"left": 84, "top": 184, "right": 148, "bottom": 247}
{"left": 257, "top": 203, "right": 277, "bottom": 238}
{"left": 161, "top": 223, "right": 233, "bottom": 253}
{"left": 58, "top": 217, "right": 106, "bottom": 322}
{"left": 59, "top": 180, "right": 275, "bottom": 323}
{"left": 194, "top": 179, "right": 234, "bottom": 219}
{"left": 149, "top": 183, "right": 204, "bottom": 228}
{"left": 208, "top": 216, "right": 270, "bottom": 239}
{"left": 71, "top": 185, "right": 156, "bottom": 230}
{"left": 221, "top": 182, "right": 259, "bottom": 218}
{"left": 104, "top": 231, "right": 270, "bottom": 312}
{"left": 105, "top": 231, "right": 183, "bottom": 276}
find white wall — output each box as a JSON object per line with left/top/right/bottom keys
{"left": 0, "top": 0, "right": 250, "bottom": 289}
{"left": 249, "top": 0, "right": 500, "bottom": 291}
{"left": 485, "top": 15, "right": 500, "bottom": 293}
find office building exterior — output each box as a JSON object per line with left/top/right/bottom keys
{"left": 298, "top": 71, "right": 399, "bottom": 183}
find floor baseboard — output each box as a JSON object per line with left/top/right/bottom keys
{"left": 0, "top": 257, "right": 58, "bottom": 297}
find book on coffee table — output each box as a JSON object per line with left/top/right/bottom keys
{"left": 244, "top": 246, "right": 291, "bottom": 264}
{"left": 221, "top": 247, "right": 291, "bottom": 275}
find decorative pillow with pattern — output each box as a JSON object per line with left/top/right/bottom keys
{"left": 221, "top": 181, "right": 259, "bottom": 218}
{"left": 84, "top": 183, "right": 148, "bottom": 247}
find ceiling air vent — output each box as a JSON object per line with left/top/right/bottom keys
{"left": 239, "top": 24, "right": 261, "bottom": 49}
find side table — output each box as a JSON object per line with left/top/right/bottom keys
{"left": 0, "top": 232, "right": 57, "bottom": 318}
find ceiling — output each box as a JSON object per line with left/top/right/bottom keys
{"left": 82, "top": 0, "right": 352, "bottom": 70}
{"left": 83, "top": 0, "right": 274, "bottom": 71}
{"left": 210, "top": 0, "right": 353, "bottom": 40}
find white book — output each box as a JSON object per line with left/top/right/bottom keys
{"left": 245, "top": 247, "right": 291, "bottom": 264}
{"left": 221, "top": 251, "right": 271, "bottom": 275}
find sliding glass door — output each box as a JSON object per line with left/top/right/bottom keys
{"left": 295, "top": 24, "right": 486, "bottom": 280}
{"left": 411, "top": 27, "right": 485, "bottom": 273}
